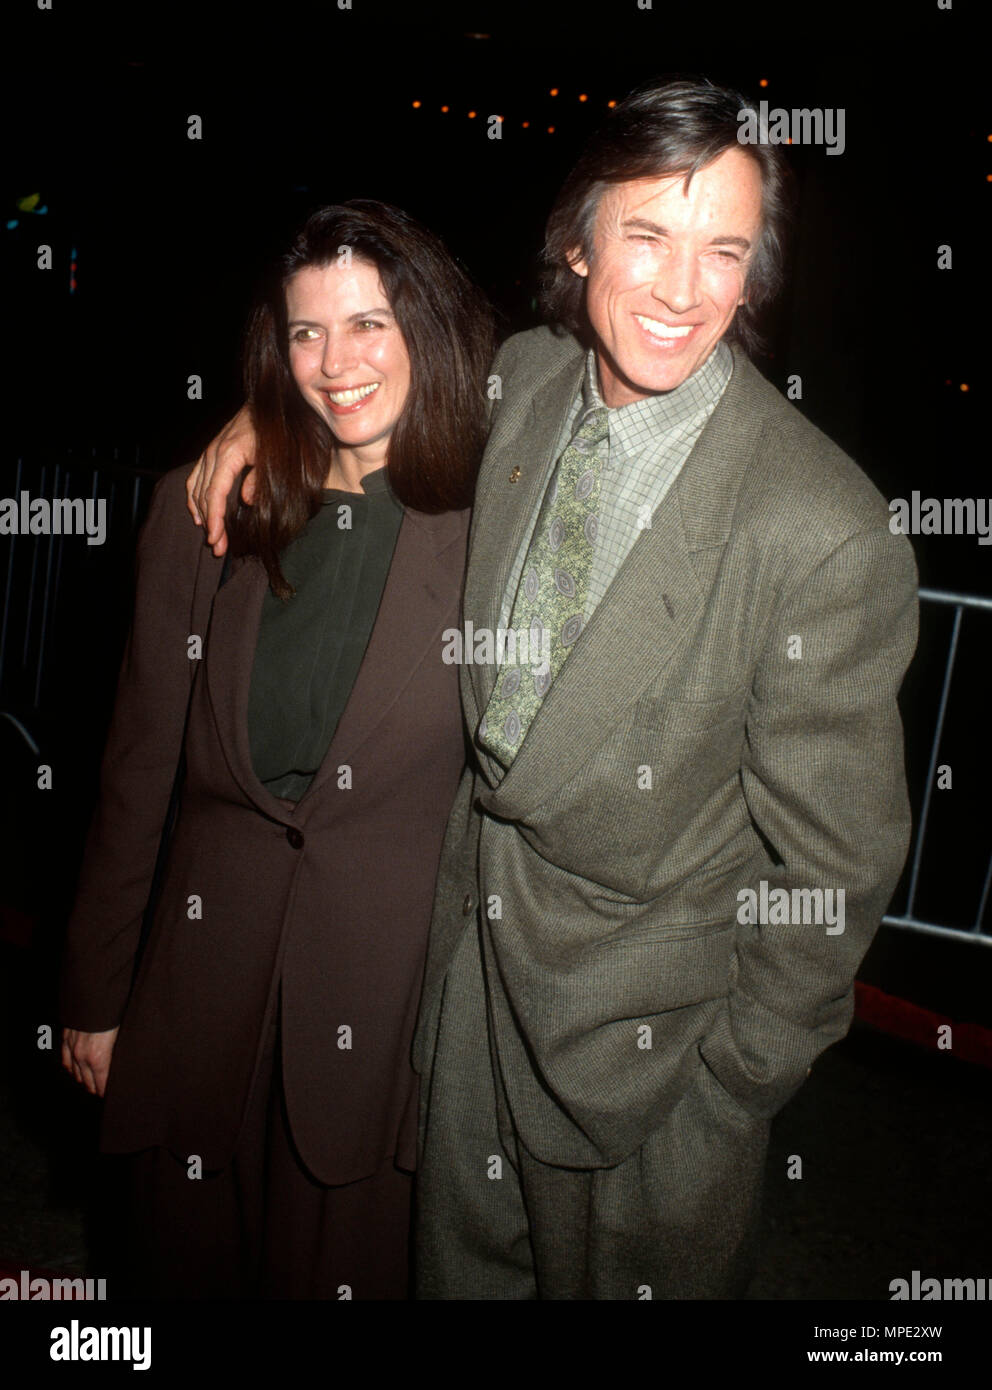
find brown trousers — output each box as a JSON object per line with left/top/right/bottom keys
{"left": 123, "top": 988, "right": 413, "bottom": 1299}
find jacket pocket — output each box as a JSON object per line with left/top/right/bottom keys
{"left": 595, "top": 917, "right": 734, "bottom": 947}
{"left": 632, "top": 683, "right": 749, "bottom": 733}
{"left": 695, "top": 1045, "right": 765, "bottom": 1125}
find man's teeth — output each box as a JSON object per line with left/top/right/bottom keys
{"left": 635, "top": 315, "right": 693, "bottom": 339}
{"left": 327, "top": 382, "right": 380, "bottom": 405}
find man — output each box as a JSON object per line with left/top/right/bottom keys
{"left": 189, "top": 78, "right": 918, "bottom": 1299}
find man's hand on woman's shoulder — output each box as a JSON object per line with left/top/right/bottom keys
{"left": 185, "top": 404, "right": 258, "bottom": 556}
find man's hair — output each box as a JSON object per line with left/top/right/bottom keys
{"left": 234, "top": 199, "right": 495, "bottom": 597}
{"left": 540, "top": 77, "right": 793, "bottom": 354}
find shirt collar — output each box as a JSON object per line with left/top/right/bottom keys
{"left": 577, "top": 339, "right": 733, "bottom": 448}
{"left": 321, "top": 464, "right": 398, "bottom": 506}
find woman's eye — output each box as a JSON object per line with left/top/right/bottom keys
{"left": 356, "top": 319, "right": 384, "bottom": 331}
{"left": 291, "top": 328, "right": 320, "bottom": 343}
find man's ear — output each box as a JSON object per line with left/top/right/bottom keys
{"left": 566, "top": 247, "right": 590, "bottom": 278}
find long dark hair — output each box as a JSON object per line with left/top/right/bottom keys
{"left": 541, "top": 77, "right": 793, "bottom": 355}
{"left": 232, "top": 200, "right": 495, "bottom": 597}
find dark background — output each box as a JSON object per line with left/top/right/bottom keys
{"left": 1, "top": 0, "right": 990, "bottom": 1325}
{"left": 3, "top": 2, "right": 988, "bottom": 539}
{"left": 4, "top": 1, "right": 989, "bottom": 954}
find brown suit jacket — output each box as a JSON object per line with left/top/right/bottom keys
{"left": 61, "top": 465, "right": 469, "bottom": 1184}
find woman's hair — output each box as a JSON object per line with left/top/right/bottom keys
{"left": 231, "top": 199, "right": 495, "bottom": 597}
{"left": 540, "top": 77, "right": 793, "bottom": 355}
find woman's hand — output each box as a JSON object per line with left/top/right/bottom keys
{"left": 61, "top": 1026, "right": 119, "bottom": 1098}
{"left": 186, "top": 404, "right": 259, "bottom": 557}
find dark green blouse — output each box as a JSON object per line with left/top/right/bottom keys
{"left": 247, "top": 466, "right": 403, "bottom": 801}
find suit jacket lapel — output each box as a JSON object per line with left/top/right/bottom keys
{"left": 474, "top": 345, "right": 770, "bottom": 822}
{"left": 462, "top": 349, "right": 585, "bottom": 731}
{"left": 299, "top": 505, "right": 466, "bottom": 808}
{"left": 204, "top": 554, "right": 288, "bottom": 819}
{"left": 205, "top": 506, "right": 466, "bottom": 820}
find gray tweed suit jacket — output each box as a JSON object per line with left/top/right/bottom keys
{"left": 413, "top": 325, "right": 918, "bottom": 1179}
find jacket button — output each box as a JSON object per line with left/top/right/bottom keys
{"left": 462, "top": 893, "right": 474, "bottom": 915}
{"left": 286, "top": 827, "right": 304, "bottom": 850}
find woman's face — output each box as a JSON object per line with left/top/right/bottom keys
{"left": 286, "top": 259, "right": 411, "bottom": 464}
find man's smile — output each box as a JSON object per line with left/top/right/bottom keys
{"left": 634, "top": 313, "right": 698, "bottom": 346}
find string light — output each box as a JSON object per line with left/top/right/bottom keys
{"left": 406, "top": 88, "right": 615, "bottom": 128}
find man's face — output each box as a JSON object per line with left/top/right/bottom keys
{"left": 569, "top": 147, "right": 764, "bottom": 406}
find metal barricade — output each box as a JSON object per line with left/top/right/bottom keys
{"left": 882, "top": 588, "right": 992, "bottom": 946}
{"left": 1, "top": 457, "right": 989, "bottom": 941}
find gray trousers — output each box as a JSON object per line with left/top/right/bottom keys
{"left": 414, "top": 920, "right": 769, "bottom": 1300}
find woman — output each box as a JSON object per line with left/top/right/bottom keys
{"left": 60, "top": 200, "right": 494, "bottom": 1299}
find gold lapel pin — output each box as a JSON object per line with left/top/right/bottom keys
{"left": 509, "top": 466, "right": 521, "bottom": 483}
